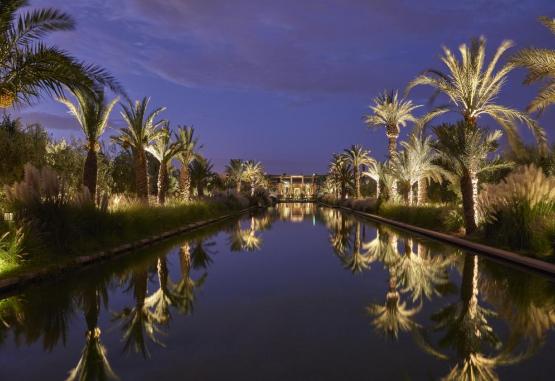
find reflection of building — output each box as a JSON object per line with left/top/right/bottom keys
{"left": 268, "top": 174, "right": 325, "bottom": 200}
{"left": 277, "top": 203, "right": 315, "bottom": 222}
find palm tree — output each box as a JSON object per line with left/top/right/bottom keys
{"left": 398, "top": 134, "right": 447, "bottom": 205}
{"left": 0, "top": 0, "right": 122, "bottom": 109}
{"left": 113, "top": 97, "right": 165, "bottom": 203}
{"left": 362, "top": 159, "right": 383, "bottom": 199}
{"left": 510, "top": 17, "right": 555, "bottom": 115}
{"left": 433, "top": 122, "right": 510, "bottom": 234}
{"left": 146, "top": 123, "right": 183, "bottom": 205}
{"left": 329, "top": 154, "right": 352, "bottom": 200}
{"left": 173, "top": 243, "right": 207, "bottom": 315}
{"left": 407, "top": 37, "right": 547, "bottom": 154}
{"left": 175, "top": 126, "right": 201, "bottom": 202}
{"left": 57, "top": 89, "right": 118, "bottom": 200}
{"left": 189, "top": 156, "right": 215, "bottom": 198}
{"left": 342, "top": 145, "right": 373, "bottom": 199}
{"left": 364, "top": 90, "right": 420, "bottom": 159}
{"left": 244, "top": 160, "right": 263, "bottom": 196}
{"left": 225, "top": 159, "right": 246, "bottom": 193}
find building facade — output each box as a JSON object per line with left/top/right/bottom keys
{"left": 267, "top": 174, "right": 325, "bottom": 200}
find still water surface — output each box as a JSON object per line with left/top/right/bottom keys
{"left": 1, "top": 203, "right": 555, "bottom": 380}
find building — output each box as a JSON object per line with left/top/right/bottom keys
{"left": 267, "top": 174, "right": 326, "bottom": 200}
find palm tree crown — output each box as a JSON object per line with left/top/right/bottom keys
{"left": 407, "top": 37, "right": 547, "bottom": 153}
{"left": 364, "top": 90, "right": 420, "bottom": 159}
{"left": 225, "top": 159, "right": 246, "bottom": 193}
{"left": 57, "top": 89, "right": 118, "bottom": 199}
{"left": 510, "top": 16, "right": 555, "bottom": 115}
{"left": 342, "top": 144, "right": 373, "bottom": 199}
{"left": 0, "top": 0, "right": 122, "bottom": 108}
{"left": 175, "top": 125, "right": 201, "bottom": 201}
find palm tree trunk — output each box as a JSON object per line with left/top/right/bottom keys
{"left": 83, "top": 147, "right": 97, "bottom": 201}
{"left": 180, "top": 243, "right": 191, "bottom": 279}
{"left": 408, "top": 183, "right": 414, "bottom": 206}
{"left": 134, "top": 148, "right": 149, "bottom": 203}
{"left": 387, "top": 132, "right": 397, "bottom": 160}
{"left": 461, "top": 254, "right": 479, "bottom": 319}
{"left": 460, "top": 171, "right": 477, "bottom": 235}
{"left": 375, "top": 179, "right": 381, "bottom": 199}
{"left": 157, "top": 163, "right": 168, "bottom": 205}
{"left": 180, "top": 165, "right": 191, "bottom": 202}
{"left": 470, "top": 170, "right": 479, "bottom": 224}
{"left": 417, "top": 178, "right": 427, "bottom": 206}
{"left": 236, "top": 180, "right": 241, "bottom": 193}
{"left": 354, "top": 167, "right": 361, "bottom": 199}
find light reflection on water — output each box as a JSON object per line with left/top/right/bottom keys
{"left": 0, "top": 203, "right": 554, "bottom": 380}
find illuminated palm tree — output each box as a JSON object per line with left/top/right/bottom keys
{"left": 407, "top": 37, "right": 547, "bottom": 153}
{"left": 394, "top": 134, "right": 447, "bottom": 205}
{"left": 113, "top": 97, "right": 165, "bottom": 203}
{"left": 362, "top": 159, "right": 383, "bottom": 199}
{"left": 244, "top": 160, "right": 264, "bottom": 196}
{"left": 175, "top": 126, "right": 201, "bottom": 202}
{"left": 225, "top": 159, "right": 246, "bottom": 193}
{"left": 0, "top": 0, "right": 122, "bottom": 109}
{"left": 146, "top": 123, "right": 183, "bottom": 205}
{"left": 510, "top": 17, "right": 555, "bottom": 114}
{"left": 113, "top": 267, "right": 162, "bottom": 358}
{"left": 433, "top": 122, "right": 510, "bottom": 234}
{"left": 342, "top": 145, "right": 373, "bottom": 199}
{"left": 364, "top": 90, "right": 421, "bottom": 160}
{"left": 329, "top": 154, "right": 352, "bottom": 200}
{"left": 66, "top": 286, "right": 117, "bottom": 381}
{"left": 57, "top": 89, "right": 118, "bottom": 200}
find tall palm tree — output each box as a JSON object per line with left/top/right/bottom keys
{"left": 0, "top": 0, "right": 122, "bottom": 109}
{"left": 175, "top": 126, "right": 201, "bottom": 202}
{"left": 364, "top": 90, "right": 420, "bottom": 159}
{"left": 342, "top": 145, "right": 373, "bottom": 199}
{"left": 329, "top": 154, "right": 352, "bottom": 200}
{"left": 57, "top": 89, "right": 118, "bottom": 200}
{"left": 225, "top": 159, "right": 246, "bottom": 193}
{"left": 112, "top": 97, "right": 165, "bottom": 203}
{"left": 244, "top": 160, "right": 263, "bottom": 196}
{"left": 433, "top": 122, "right": 510, "bottom": 234}
{"left": 189, "top": 156, "right": 215, "bottom": 198}
{"left": 407, "top": 37, "right": 547, "bottom": 154}
{"left": 146, "top": 123, "right": 183, "bottom": 205}
{"left": 510, "top": 16, "right": 555, "bottom": 115}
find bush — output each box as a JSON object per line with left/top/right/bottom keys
{"left": 479, "top": 165, "right": 555, "bottom": 256}
{"left": 378, "top": 203, "right": 454, "bottom": 232}
{"left": 350, "top": 197, "right": 379, "bottom": 213}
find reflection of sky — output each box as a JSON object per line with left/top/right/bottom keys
{"left": 12, "top": 0, "right": 555, "bottom": 173}
{"left": 2, "top": 208, "right": 555, "bottom": 379}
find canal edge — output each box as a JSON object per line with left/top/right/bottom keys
{"left": 318, "top": 202, "right": 555, "bottom": 277}
{"left": 0, "top": 206, "right": 260, "bottom": 295}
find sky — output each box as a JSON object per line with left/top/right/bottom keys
{"left": 14, "top": 0, "right": 555, "bottom": 174}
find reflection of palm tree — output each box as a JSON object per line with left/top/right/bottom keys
{"left": 329, "top": 213, "right": 353, "bottom": 257}
{"left": 365, "top": 229, "right": 421, "bottom": 339}
{"left": 66, "top": 287, "right": 117, "bottom": 381}
{"left": 342, "top": 222, "right": 374, "bottom": 273}
{"left": 191, "top": 239, "right": 216, "bottom": 269}
{"left": 113, "top": 268, "right": 162, "bottom": 358}
{"left": 396, "top": 240, "right": 451, "bottom": 302}
{"left": 173, "top": 243, "right": 207, "bottom": 315}
{"left": 145, "top": 257, "right": 177, "bottom": 326}
{"left": 415, "top": 255, "right": 529, "bottom": 381}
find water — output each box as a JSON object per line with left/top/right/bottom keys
{"left": 1, "top": 203, "right": 555, "bottom": 380}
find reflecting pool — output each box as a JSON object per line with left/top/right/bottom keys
{"left": 1, "top": 203, "right": 555, "bottom": 380}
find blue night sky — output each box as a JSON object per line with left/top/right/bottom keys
{"left": 14, "top": 0, "right": 555, "bottom": 173}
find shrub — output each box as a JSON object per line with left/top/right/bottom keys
{"left": 378, "top": 203, "right": 453, "bottom": 232}
{"left": 479, "top": 165, "right": 555, "bottom": 256}
{"left": 350, "top": 197, "right": 379, "bottom": 213}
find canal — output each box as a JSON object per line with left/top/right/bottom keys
{"left": 1, "top": 203, "right": 554, "bottom": 380}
